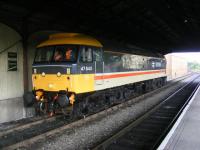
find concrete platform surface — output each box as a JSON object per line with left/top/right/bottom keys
{"left": 158, "top": 86, "right": 200, "bottom": 150}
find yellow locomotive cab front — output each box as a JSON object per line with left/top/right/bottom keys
{"left": 30, "top": 33, "right": 103, "bottom": 116}
{"left": 32, "top": 73, "right": 71, "bottom": 92}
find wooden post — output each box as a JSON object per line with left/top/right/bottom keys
{"left": 22, "top": 21, "right": 29, "bottom": 94}
{"left": 22, "top": 36, "right": 29, "bottom": 93}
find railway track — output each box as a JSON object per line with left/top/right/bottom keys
{"left": 0, "top": 115, "right": 55, "bottom": 132}
{"left": 0, "top": 115, "right": 62, "bottom": 137}
{"left": 0, "top": 74, "right": 191, "bottom": 149}
{"left": 0, "top": 115, "right": 69, "bottom": 149}
{"left": 92, "top": 75, "right": 200, "bottom": 150}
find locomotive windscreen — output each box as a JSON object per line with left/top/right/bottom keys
{"left": 34, "top": 45, "right": 78, "bottom": 63}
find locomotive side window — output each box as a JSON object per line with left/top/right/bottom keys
{"left": 80, "top": 47, "right": 93, "bottom": 62}
{"left": 104, "top": 51, "right": 123, "bottom": 72}
{"left": 155, "top": 61, "right": 162, "bottom": 68}
{"left": 149, "top": 58, "right": 164, "bottom": 69}
{"left": 161, "top": 59, "right": 166, "bottom": 68}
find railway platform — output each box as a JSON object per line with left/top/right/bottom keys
{"left": 158, "top": 85, "right": 200, "bottom": 150}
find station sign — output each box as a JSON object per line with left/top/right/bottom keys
{"left": 8, "top": 52, "right": 17, "bottom": 71}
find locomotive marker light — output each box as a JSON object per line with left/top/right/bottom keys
{"left": 57, "top": 72, "right": 61, "bottom": 77}
{"left": 34, "top": 68, "right": 37, "bottom": 74}
{"left": 41, "top": 72, "right": 45, "bottom": 77}
{"left": 48, "top": 83, "right": 53, "bottom": 89}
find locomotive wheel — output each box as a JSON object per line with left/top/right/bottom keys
{"left": 70, "top": 99, "right": 89, "bottom": 119}
{"left": 115, "top": 88, "right": 123, "bottom": 102}
{"left": 34, "top": 101, "right": 47, "bottom": 116}
{"left": 145, "top": 81, "right": 151, "bottom": 92}
{"left": 61, "top": 105, "right": 72, "bottom": 115}
{"left": 123, "top": 88, "right": 132, "bottom": 99}
{"left": 152, "top": 79, "right": 157, "bottom": 90}
{"left": 48, "top": 101, "right": 55, "bottom": 115}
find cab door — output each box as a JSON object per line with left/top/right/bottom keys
{"left": 93, "top": 48, "right": 104, "bottom": 85}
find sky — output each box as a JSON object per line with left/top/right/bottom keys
{"left": 169, "top": 52, "right": 200, "bottom": 64}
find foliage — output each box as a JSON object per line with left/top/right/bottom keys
{"left": 188, "top": 62, "right": 200, "bottom": 71}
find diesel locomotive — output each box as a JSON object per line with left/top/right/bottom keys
{"left": 25, "top": 33, "right": 167, "bottom": 117}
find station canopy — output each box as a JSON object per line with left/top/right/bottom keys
{"left": 1, "top": 0, "right": 200, "bottom": 54}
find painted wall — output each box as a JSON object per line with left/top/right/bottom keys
{"left": 0, "top": 23, "right": 24, "bottom": 100}
{"left": 0, "top": 23, "right": 25, "bottom": 123}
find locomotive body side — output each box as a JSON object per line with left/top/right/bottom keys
{"left": 94, "top": 51, "right": 166, "bottom": 91}
{"left": 32, "top": 50, "right": 166, "bottom": 94}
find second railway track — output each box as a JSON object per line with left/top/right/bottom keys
{"left": 93, "top": 75, "right": 200, "bottom": 150}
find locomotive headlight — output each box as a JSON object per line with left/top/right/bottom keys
{"left": 36, "top": 95, "right": 40, "bottom": 100}
{"left": 48, "top": 84, "right": 53, "bottom": 88}
{"left": 57, "top": 72, "right": 61, "bottom": 77}
{"left": 41, "top": 72, "right": 45, "bottom": 77}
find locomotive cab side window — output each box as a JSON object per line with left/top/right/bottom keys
{"left": 93, "top": 48, "right": 102, "bottom": 62}
{"left": 93, "top": 48, "right": 103, "bottom": 74}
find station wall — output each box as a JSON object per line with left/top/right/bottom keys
{"left": 0, "top": 27, "right": 59, "bottom": 123}
{"left": 0, "top": 23, "right": 25, "bottom": 123}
